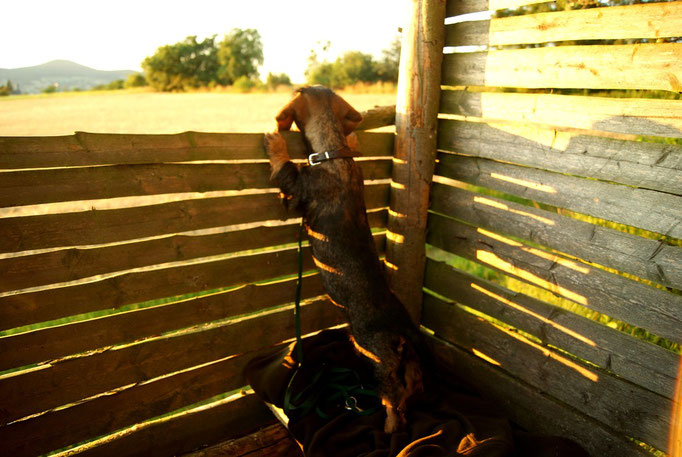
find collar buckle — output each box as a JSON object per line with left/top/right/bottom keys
{"left": 308, "top": 151, "right": 330, "bottom": 166}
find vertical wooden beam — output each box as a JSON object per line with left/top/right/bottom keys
{"left": 387, "top": 0, "right": 446, "bottom": 324}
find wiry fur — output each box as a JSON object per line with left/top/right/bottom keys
{"left": 264, "top": 86, "right": 424, "bottom": 433}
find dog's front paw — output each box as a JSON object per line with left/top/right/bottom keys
{"left": 264, "top": 132, "right": 290, "bottom": 177}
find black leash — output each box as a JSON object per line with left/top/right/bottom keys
{"left": 283, "top": 218, "right": 380, "bottom": 421}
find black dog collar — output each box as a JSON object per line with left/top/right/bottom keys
{"left": 308, "top": 147, "right": 361, "bottom": 166}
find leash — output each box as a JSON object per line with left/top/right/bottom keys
{"left": 283, "top": 218, "right": 380, "bottom": 421}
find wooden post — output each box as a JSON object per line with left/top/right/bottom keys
{"left": 386, "top": 0, "right": 446, "bottom": 324}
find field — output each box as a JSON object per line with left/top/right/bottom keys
{"left": 0, "top": 89, "right": 397, "bottom": 136}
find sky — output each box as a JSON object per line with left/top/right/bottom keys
{"left": 1, "top": 0, "right": 409, "bottom": 83}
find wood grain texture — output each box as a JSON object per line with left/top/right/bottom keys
{"left": 0, "top": 159, "right": 392, "bottom": 207}
{"left": 386, "top": 0, "right": 445, "bottom": 322}
{"left": 0, "top": 183, "right": 389, "bottom": 254}
{"left": 446, "top": 2, "right": 682, "bottom": 46}
{"left": 0, "top": 130, "right": 394, "bottom": 169}
{"left": 424, "top": 259, "right": 678, "bottom": 398}
{"left": 74, "top": 393, "right": 274, "bottom": 457}
{"left": 439, "top": 91, "right": 682, "bottom": 140}
{"left": 442, "top": 43, "right": 682, "bottom": 92}
{"left": 429, "top": 183, "right": 681, "bottom": 289}
{"left": 0, "top": 233, "right": 384, "bottom": 331}
{"left": 446, "top": 0, "right": 553, "bottom": 16}
{"left": 436, "top": 152, "right": 682, "bottom": 238}
{"left": 0, "top": 210, "right": 386, "bottom": 294}
{"left": 427, "top": 334, "right": 651, "bottom": 457}
{"left": 0, "top": 275, "right": 325, "bottom": 371}
{"left": 422, "top": 296, "right": 673, "bottom": 452}
{"left": 427, "top": 212, "right": 682, "bottom": 343}
{"left": 181, "top": 423, "right": 302, "bottom": 457}
{"left": 0, "top": 298, "right": 343, "bottom": 426}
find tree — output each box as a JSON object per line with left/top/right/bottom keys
{"left": 376, "top": 36, "right": 401, "bottom": 83}
{"left": 266, "top": 72, "right": 292, "bottom": 89}
{"left": 142, "top": 35, "right": 220, "bottom": 91}
{"left": 125, "top": 73, "right": 147, "bottom": 88}
{"left": 0, "top": 80, "right": 13, "bottom": 96}
{"left": 217, "top": 29, "right": 264, "bottom": 85}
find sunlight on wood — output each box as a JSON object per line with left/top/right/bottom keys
{"left": 472, "top": 348, "right": 502, "bottom": 366}
{"left": 473, "top": 196, "right": 556, "bottom": 226}
{"left": 388, "top": 208, "right": 407, "bottom": 219}
{"left": 522, "top": 247, "right": 590, "bottom": 275}
{"left": 305, "top": 225, "right": 329, "bottom": 242}
{"left": 477, "top": 228, "right": 522, "bottom": 247}
{"left": 671, "top": 356, "right": 682, "bottom": 457}
{"left": 384, "top": 259, "right": 399, "bottom": 271}
{"left": 470, "top": 283, "right": 597, "bottom": 348}
{"left": 390, "top": 181, "right": 407, "bottom": 190}
{"left": 476, "top": 250, "right": 588, "bottom": 307}
{"left": 490, "top": 173, "right": 556, "bottom": 194}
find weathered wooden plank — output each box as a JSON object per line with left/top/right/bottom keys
{"left": 437, "top": 118, "right": 682, "bottom": 196}
{"left": 0, "top": 129, "right": 394, "bottom": 170}
{"left": 442, "top": 43, "right": 682, "bottom": 92}
{"left": 181, "top": 423, "right": 301, "bottom": 457}
{"left": 386, "top": 0, "right": 445, "bottom": 323}
{"left": 0, "top": 348, "right": 276, "bottom": 456}
{"left": 427, "top": 212, "right": 682, "bottom": 343}
{"left": 0, "top": 274, "right": 325, "bottom": 371}
{"left": 0, "top": 183, "right": 389, "bottom": 254}
{"left": 422, "top": 295, "right": 673, "bottom": 452}
{"left": 429, "top": 183, "right": 681, "bottom": 289}
{"left": 446, "top": 3, "right": 682, "bottom": 46}
{"left": 0, "top": 210, "right": 387, "bottom": 294}
{"left": 440, "top": 91, "right": 682, "bottom": 140}
{"left": 427, "top": 334, "right": 651, "bottom": 457}
{"left": 0, "top": 297, "right": 343, "bottom": 426}
{"left": 446, "top": 0, "right": 553, "bottom": 16}
{"left": 0, "top": 159, "right": 392, "bottom": 207}
{"left": 356, "top": 105, "right": 396, "bottom": 131}
{"left": 424, "top": 259, "right": 678, "bottom": 398}
{"left": 436, "top": 153, "right": 682, "bottom": 238}
{"left": 0, "top": 232, "right": 384, "bottom": 331}
{"left": 76, "top": 393, "right": 274, "bottom": 457}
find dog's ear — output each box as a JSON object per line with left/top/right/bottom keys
{"left": 333, "top": 94, "right": 363, "bottom": 135}
{"left": 342, "top": 107, "right": 363, "bottom": 136}
{"left": 275, "top": 103, "right": 296, "bottom": 131}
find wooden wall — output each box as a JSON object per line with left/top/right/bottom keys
{"left": 425, "top": 0, "right": 681, "bottom": 456}
{"left": 0, "top": 129, "right": 393, "bottom": 456}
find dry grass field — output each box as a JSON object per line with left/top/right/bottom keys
{"left": 0, "top": 90, "right": 397, "bottom": 136}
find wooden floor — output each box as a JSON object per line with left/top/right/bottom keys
{"left": 181, "top": 423, "right": 302, "bottom": 457}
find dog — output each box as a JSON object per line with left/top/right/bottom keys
{"left": 264, "top": 86, "right": 424, "bottom": 433}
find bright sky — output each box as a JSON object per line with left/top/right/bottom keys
{"left": 1, "top": 0, "right": 409, "bottom": 83}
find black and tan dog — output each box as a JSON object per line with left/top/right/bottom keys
{"left": 264, "top": 86, "right": 424, "bottom": 433}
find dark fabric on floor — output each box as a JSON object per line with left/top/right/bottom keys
{"left": 244, "top": 329, "right": 589, "bottom": 457}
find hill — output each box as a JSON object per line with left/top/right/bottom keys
{"left": 0, "top": 60, "right": 136, "bottom": 94}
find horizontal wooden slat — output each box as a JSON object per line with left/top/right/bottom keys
{"left": 356, "top": 104, "right": 396, "bottom": 131}
{"left": 446, "top": 0, "right": 553, "bottom": 16}
{"left": 427, "top": 334, "right": 651, "bottom": 457}
{"left": 1, "top": 349, "right": 273, "bottom": 456}
{"left": 182, "top": 423, "right": 301, "bottom": 457}
{"left": 0, "top": 129, "right": 394, "bottom": 170}
{"left": 0, "top": 274, "right": 325, "bottom": 371}
{"left": 442, "top": 43, "right": 682, "bottom": 92}
{"left": 436, "top": 153, "right": 682, "bottom": 238}
{"left": 0, "top": 209, "right": 387, "bottom": 294}
{"left": 424, "top": 259, "right": 678, "bottom": 398}
{"left": 446, "top": 3, "right": 682, "bottom": 46}
{"left": 0, "top": 297, "right": 343, "bottom": 426}
{"left": 0, "top": 159, "right": 392, "bottom": 207}
{"left": 440, "top": 91, "right": 682, "bottom": 140}
{"left": 74, "top": 393, "right": 274, "bottom": 457}
{"left": 0, "top": 232, "right": 385, "bottom": 331}
{"left": 422, "top": 295, "right": 673, "bottom": 452}
{"left": 438, "top": 118, "right": 682, "bottom": 194}
{"left": 0, "top": 183, "right": 389, "bottom": 254}
{"left": 430, "top": 183, "right": 681, "bottom": 289}
{"left": 427, "top": 212, "right": 682, "bottom": 343}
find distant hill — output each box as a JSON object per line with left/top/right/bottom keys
{"left": 0, "top": 60, "right": 136, "bottom": 94}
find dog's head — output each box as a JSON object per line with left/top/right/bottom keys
{"left": 275, "top": 86, "right": 362, "bottom": 137}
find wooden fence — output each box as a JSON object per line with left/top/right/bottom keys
{"left": 422, "top": 0, "right": 682, "bottom": 456}
{"left": 0, "top": 128, "right": 393, "bottom": 456}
